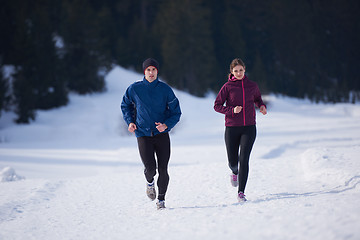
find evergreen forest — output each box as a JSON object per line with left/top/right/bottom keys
{"left": 1, "top": 0, "right": 359, "bottom": 123}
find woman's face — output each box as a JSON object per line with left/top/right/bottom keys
{"left": 144, "top": 66, "right": 158, "bottom": 82}
{"left": 232, "top": 65, "right": 245, "bottom": 80}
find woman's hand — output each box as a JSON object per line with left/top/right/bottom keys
{"left": 155, "top": 122, "right": 168, "bottom": 132}
{"left": 260, "top": 105, "right": 267, "bottom": 115}
{"left": 128, "top": 123, "right": 137, "bottom": 133}
{"left": 233, "top": 106, "right": 243, "bottom": 114}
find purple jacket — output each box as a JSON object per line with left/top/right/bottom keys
{"left": 214, "top": 75, "right": 266, "bottom": 127}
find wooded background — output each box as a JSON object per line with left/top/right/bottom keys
{"left": 1, "top": 0, "right": 359, "bottom": 123}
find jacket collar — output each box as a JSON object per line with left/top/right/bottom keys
{"left": 228, "top": 74, "right": 247, "bottom": 82}
{"left": 143, "top": 77, "right": 159, "bottom": 86}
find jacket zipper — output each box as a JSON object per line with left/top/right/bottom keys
{"left": 242, "top": 80, "right": 246, "bottom": 125}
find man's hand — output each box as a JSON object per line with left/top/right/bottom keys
{"left": 128, "top": 123, "right": 137, "bottom": 133}
{"left": 155, "top": 122, "right": 168, "bottom": 132}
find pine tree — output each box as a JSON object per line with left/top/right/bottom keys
{"left": 10, "top": 1, "right": 68, "bottom": 123}
{"left": 0, "top": 65, "right": 8, "bottom": 116}
{"left": 154, "top": 0, "right": 217, "bottom": 96}
{"left": 250, "top": 52, "right": 268, "bottom": 94}
{"left": 60, "top": 0, "right": 106, "bottom": 94}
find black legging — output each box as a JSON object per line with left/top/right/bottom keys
{"left": 137, "top": 132, "right": 170, "bottom": 201}
{"left": 225, "top": 125, "right": 256, "bottom": 193}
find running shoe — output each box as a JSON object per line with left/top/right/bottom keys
{"left": 237, "top": 191, "right": 247, "bottom": 202}
{"left": 230, "top": 174, "right": 238, "bottom": 187}
{"left": 146, "top": 181, "right": 156, "bottom": 201}
{"left": 157, "top": 200, "right": 166, "bottom": 210}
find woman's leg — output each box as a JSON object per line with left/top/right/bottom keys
{"left": 238, "top": 125, "right": 257, "bottom": 193}
{"left": 225, "top": 127, "right": 241, "bottom": 175}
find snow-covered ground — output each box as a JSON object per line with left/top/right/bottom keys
{"left": 0, "top": 66, "right": 360, "bottom": 240}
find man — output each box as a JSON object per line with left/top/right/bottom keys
{"left": 121, "top": 58, "right": 181, "bottom": 209}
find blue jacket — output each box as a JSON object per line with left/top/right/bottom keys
{"left": 121, "top": 77, "right": 181, "bottom": 137}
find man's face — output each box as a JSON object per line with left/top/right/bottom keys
{"left": 144, "top": 66, "right": 158, "bottom": 82}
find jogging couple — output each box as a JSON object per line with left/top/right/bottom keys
{"left": 121, "top": 58, "right": 267, "bottom": 209}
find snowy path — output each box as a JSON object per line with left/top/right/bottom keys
{"left": 1, "top": 140, "right": 359, "bottom": 240}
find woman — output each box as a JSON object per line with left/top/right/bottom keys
{"left": 214, "top": 58, "right": 267, "bottom": 202}
{"left": 121, "top": 58, "right": 181, "bottom": 209}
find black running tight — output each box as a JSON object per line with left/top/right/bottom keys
{"left": 225, "top": 125, "right": 256, "bottom": 193}
{"left": 137, "top": 132, "right": 170, "bottom": 201}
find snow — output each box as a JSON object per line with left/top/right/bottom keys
{"left": 1, "top": 66, "right": 360, "bottom": 240}
{"left": 0, "top": 167, "right": 25, "bottom": 182}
